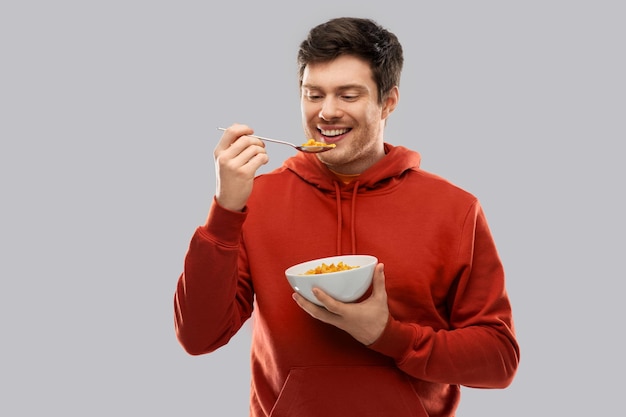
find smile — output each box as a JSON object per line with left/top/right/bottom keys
{"left": 319, "top": 128, "right": 351, "bottom": 138}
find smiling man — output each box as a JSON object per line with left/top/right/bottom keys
{"left": 174, "top": 17, "right": 520, "bottom": 417}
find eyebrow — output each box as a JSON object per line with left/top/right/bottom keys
{"left": 301, "top": 83, "right": 369, "bottom": 93}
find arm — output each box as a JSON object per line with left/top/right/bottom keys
{"left": 174, "top": 200, "right": 253, "bottom": 355}
{"left": 370, "top": 202, "right": 519, "bottom": 388}
{"left": 174, "top": 124, "right": 268, "bottom": 355}
{"left": 294, "top": 202, "right": 519, "bottom": 388}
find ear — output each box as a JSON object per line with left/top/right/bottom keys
{"left": 381, "top": 86, "right": 399, "bottom": 120}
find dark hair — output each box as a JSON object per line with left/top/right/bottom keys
{"left": 297, "top": 17, "right": 403, "bottom": 104}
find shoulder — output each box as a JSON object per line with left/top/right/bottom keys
{"left": 408, "top": 167, "right": 477, "bottom": 203}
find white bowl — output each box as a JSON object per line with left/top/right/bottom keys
{"left": 285, "top": 255, "right": 378, "bottom": 306}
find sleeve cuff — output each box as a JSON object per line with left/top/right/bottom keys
{"left": 197, "top": 197, "right": 248, "bottom": 247}
{"left": 368, "top": 316, "right": 420, "bottom": 361}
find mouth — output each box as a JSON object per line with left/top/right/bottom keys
{"left": 318, "top": 127, "right": 351, "bottom": 143}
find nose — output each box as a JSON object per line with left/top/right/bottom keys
{"left": 318, "top": 97, "right": 341, "bottom": 120}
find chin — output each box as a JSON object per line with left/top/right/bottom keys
{"left": 317, "top": 149, "right": 345, "bottom": 165}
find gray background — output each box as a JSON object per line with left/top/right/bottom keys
{"left": 1, "top": 0, "right": 624, "bottom": 415}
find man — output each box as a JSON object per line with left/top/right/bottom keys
{"left": 174, "top": 17, "right": 519, "bottom": 416}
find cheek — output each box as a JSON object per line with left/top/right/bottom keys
{"left": 301, "top": 100, "right": 318, "bottom": 119}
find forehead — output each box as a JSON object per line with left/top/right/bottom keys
{"left": 301, "top": 55, "right": 375, "bottom": 90}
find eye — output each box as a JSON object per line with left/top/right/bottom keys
{"left": 302, "top": 88, "right": 323, "bottom": 102}
{"left": 306, "top": 94, "right": 323, "bottom": 101}
{"left": 340, "top": 90, "right": 361, "bottom": 101}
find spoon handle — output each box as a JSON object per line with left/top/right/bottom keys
{"left": 217, "top": 127, "right": 297, "bottom": 148}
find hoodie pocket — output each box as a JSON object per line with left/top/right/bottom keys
{"left": 269, "top": 365, "right": 428, "bottom": 417}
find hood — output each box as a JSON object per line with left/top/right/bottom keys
{"left": 283, "top": 143, "right": 421, "bottom": 193}
{"left": 282, "top": 143, "right": 422, "bottom": 255}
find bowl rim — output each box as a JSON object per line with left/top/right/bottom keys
{"left": 285, "top": 254, "right": 378, "bottom": 276}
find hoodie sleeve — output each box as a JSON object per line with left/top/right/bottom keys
{"left": 367, "top": 201, "right": 520, "bottom": 388}
{"left": 173, "top": 197, "right": 254, "bottom": 355}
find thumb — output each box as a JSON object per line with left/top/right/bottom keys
{"left": 371, "top": 263, "right": 386, "bottom": 295}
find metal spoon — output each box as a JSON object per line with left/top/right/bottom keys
{"left": 217, "top": 127, "right": 335, "bottom": 153}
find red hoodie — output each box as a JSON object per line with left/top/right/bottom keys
{"left": 174, "top": 144, "right": 519, "bottom": 417}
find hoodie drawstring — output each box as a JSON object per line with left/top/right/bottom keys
{"left": 333, "top": 180, "right": 360, "bottom": 255}
{"left": 350, "top": 181, "right": 359, "bottom": 254}
{"left": 334, "top": 182, "right": 342, "bottom": 255}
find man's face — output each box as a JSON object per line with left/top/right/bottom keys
{"left": 300, "top": 55, "right": 398, "bottom": 175}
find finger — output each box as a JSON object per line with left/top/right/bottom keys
{"left": 214, "top": 124, "right": 254, "bottom": 153}
{"left": 292, "top": 292, "right": 335, "bottom": 319}
{"left": 215, "top": 131, "right": 268, "bottom": 174}
{"left": 227, "top": 141, "right": 268, "bottom": 169}
{"left": 311, "top": 288, "right": 344, "bottom": 315}
{"left": 371, "top": 263, "right": 386, "bottom": 298}
{"left": 292, "top": 292, "right": 316, "bottom": 309}
{"left": 218, "top": 135, "right": 262, "bottom": 161}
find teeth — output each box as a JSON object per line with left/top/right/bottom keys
{"left": 320, "top": 128, "right": 349, "bottom": 137}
